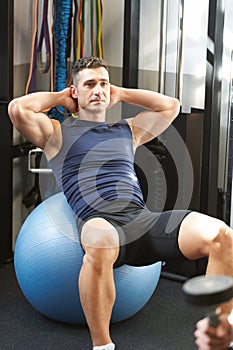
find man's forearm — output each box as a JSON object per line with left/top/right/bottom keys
{"left": 118, "top": 87, "right": 180, "bottom": 114}
{"left": 12, "top": 90, "right": 66, "bottom": 114}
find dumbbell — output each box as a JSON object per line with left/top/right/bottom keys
{"left": 183, "top": 275, "right": 233, "bottom": 328}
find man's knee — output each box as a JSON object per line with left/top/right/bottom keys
{"left": 206, "top": 221, "right": 233, "bottom": 255}
{"left": 80, "top": 217, "right": 120, "bottom": 272}
{"left": 81, "top": 217, "right": 120, "bottom": 248}
{"left": 179, "top": 212, "right": 233, "bottom": 259}
{"left": 212, "top": 222, "right": 233, "bottom": 246}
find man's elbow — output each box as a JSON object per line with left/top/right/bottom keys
{"left": 8, "top": 99, "right": 23, "bottom": 126}
{"left": 171, "top": 97, "right": 180, "bottom": 118}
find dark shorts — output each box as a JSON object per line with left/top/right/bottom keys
{"left": 77, "top": 202, "right": 192, "bottom": 268}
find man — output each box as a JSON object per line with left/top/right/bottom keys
{"left": 8, "top": 56, "right": 233, "bottom": 350}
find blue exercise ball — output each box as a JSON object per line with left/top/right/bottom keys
{"left": 14, "top": 192, "right": 162, "bottom": 325}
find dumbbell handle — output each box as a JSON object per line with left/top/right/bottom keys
{"left": 208, "top": 309, "right": 233, "bottom": 349}
{"left": 208, "top": 308, "right": 220, "bottom": 328}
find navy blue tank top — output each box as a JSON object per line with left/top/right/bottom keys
{"left": 49, "top": 118, "right": 145, "bottom": 220}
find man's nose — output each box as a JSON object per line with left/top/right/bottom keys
{"left": 93, "top": 84, "right": 102, "bottom": 96}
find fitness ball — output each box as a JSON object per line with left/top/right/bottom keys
{"left": 14, "top": 192, "right": 161, "bottom": 324}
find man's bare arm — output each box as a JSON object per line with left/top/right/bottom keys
{"left": 8, "top": 88, "right": 78, "bottom": 149}
{"left": 110, "top": 85, "right": 180, "bottom": 146}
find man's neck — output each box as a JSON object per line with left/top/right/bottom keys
{"left": 78, "top": 110, "right": 106, "bottom": 122}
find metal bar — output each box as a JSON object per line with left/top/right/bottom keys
{"left": 0, "top": 0, "right": 13, "bottom": 263}
{"left": 122, "top": 0, "right": 140, "bottom": 88}
{"left": 226, "top": 51, "right": 233, "bottom": 224}
{"left": 200, "top": 0, "right": 225, "bottom": 217}
{"left": 176, "top": 0, "right": 185, "bottom": 102}
{"left": 28, "top": 148, "right": 53, "bottom": 174}
{"left": 158, "top": 0, "right": 168, "bottom": 94}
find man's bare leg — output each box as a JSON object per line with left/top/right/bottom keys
{"left": 78, "top": 218, "right": 120, "bottom": 347}
{"left": 178, "top": 212, "right": 233, "bottom": 348}
{"left": 178, "top": 212, "right": 233, "bottom": 314}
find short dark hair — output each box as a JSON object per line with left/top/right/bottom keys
{"left": 72, "top": 56, "right": 109, "bottom": 85}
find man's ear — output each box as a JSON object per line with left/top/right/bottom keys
{"left": 70, "top": 84, "right": 78, "bottom": 98}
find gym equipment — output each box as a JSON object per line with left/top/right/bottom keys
{"left": 183, "top": 275, "right": 233, "bottom": 327}
{"left": 14, "top": 192, "right": 162, "bottom": 325}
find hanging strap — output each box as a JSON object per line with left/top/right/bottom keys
{"left": 96, "top": 0, "right": 103, "bottom": 58}
{"left": 91, "top": 0, "right": 96, "bottom": 56}
{"left": 72, "top": 0, "right": 79, "bottom": 62}
{"left": 49, "top": 0, "right": 54, "bottom": 91}
{"left": 76, "top": 0, "right": 84, "bottom": 59}
{"left": 76, "top": 0, "right": 103, "bottom": 59}
{"left": 25, "top": 0, "right": 39, "bottom": 93}
{"left": 37, "top": 0, "right": 51, "bottom": 74}
{"left": 26, "top": 0, "right": 54, "bottom": 93}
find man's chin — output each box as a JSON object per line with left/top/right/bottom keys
{"left": 86, "top": 104, "right": 107, "bottom": 117}
{"left": 88, "top": 103, "right": 107, "bottom": 112}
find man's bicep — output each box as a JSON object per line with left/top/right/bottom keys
{"left": 13, "top": 110, "right": 55, "bottom": 149}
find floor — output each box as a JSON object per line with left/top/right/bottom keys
{"left": 0, "top": 263, "right": 205, "bottom": 350}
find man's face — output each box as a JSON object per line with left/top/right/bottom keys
{"left": 72, "top": 67, "right": 110, "bottom": 115}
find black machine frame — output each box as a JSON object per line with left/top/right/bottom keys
{"left": 200, "top": 0, "right": 226, "bottom": 219}
{"left": 0, "top": 0, "right": 14, "bottom": 263}
{"left": 122, "top": 0, "right": 232, "bottom": 222}
{"left": 122, "top": 0, "right": 232, "bottom": 278}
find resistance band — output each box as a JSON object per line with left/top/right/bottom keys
{"left": 76, "top": 0, "right": 103, "bottom": 60}
{"left": 25, "top": 0, "right": 39, "bottom": 93}
{"left": 26, "top": 0, "right": 54, "bottom": 94}
{"left": 50, "top": 0, "right": 72, "bottom": 122}
{"left": 37, "top": 0, "right": 51, "bottom": 74}
{"left": 72, "top": 0, "right": 79, "bottom": 62}
{"left": 95, "top": 0, "right": 103, "bottom": 58}
{"left": 76, "top": 0, "right": 84, "bottom": 59}
{"left": 26, "top": 0, "right": 103, "bottom": 117}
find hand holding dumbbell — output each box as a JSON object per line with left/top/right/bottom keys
{"left": 183, "top": 275, "right": 233, "bottom": 349}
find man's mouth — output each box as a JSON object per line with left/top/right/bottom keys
{"left": 90, "top": 99, "right": 104, "bottom": 103}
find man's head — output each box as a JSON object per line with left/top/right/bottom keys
{"left": 72, "top": 56, "right": 109, "bottom": 87}
{"left": 71, "top": 57, "right": 111, "bottom": 118}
